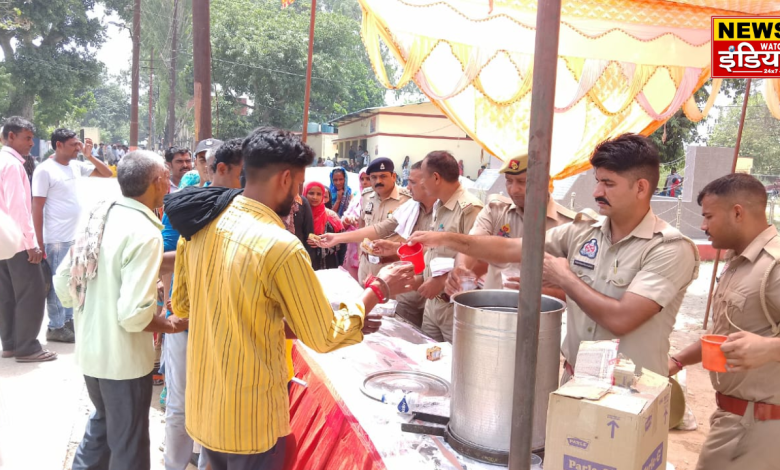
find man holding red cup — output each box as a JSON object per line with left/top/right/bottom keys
{"left": 669, "top": 173, "right": 780, "bottom": 470}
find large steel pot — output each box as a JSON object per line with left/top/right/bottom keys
{"left": 449, "top": 290, "right": 565, "bottom": 454}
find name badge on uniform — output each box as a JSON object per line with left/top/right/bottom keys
{"left": 365, "top": 201, "right": 374, "bottom": 215}
{"left": 573, "top": 259, "right": 595, "bottom": 270}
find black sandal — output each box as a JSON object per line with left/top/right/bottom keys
{"left": 15, "top": 350, "right": 58, "bottom": 363}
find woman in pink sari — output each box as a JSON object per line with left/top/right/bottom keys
{"left": 341, "top": 167, "right": 372, "bottom": 280}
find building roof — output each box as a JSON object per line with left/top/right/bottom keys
{"left": 330, "top": 101, "right": 431, "bottom": 126}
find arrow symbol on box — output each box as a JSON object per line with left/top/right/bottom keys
{"left": 607, "top": 420, "right": 619, "bottom": 439}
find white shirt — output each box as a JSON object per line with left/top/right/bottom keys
{"left": 324, "top": 160, "right": 335, "bottom": 167}
{"left": 32, "top": 158, "right": 94, "bottom": 244}
{"left": 53, "top": 197, "right": 163, "bottom": 380}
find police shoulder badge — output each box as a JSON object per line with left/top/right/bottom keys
{"left": 498, "top": 224, "right": 511, "bottom": 237}
{"left": 579, "top": 238, "right": 599, "bottom": 259}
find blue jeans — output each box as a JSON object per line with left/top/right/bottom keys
{"left": 45, "top": 241, "right": 74, "bottom": 329}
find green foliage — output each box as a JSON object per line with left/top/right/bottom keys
{"left": 708, "top": 91, "right": 780, "bottom": 175}
{"left": 79, "top": 74, "right": 131, "bottom": 143}
{"left": 0, "top": 64, "right": 14, "bottom": 112}
{"left": 649, "top": 79, "right": 745, "bottom": 163}
{"left": 209, "top": 0, "right": 386, "bottom": 132}
{"left": 0, "top": 0, "right": 105, "bottom": 129}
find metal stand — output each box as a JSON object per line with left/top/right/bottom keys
{"left": 401, "top": 412, "right": 542, "bottom": 466}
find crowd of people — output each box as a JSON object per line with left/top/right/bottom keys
{"left": 1, "top": 115, "right": 780, "bottom": 470}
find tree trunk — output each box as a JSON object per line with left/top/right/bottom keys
{"left": 0, "top": 33, "right": 33, "bottom": 120}
{"left": 166, "top": 0, "right": 179, "bottom": 147}
{"left": 8, "top": 91, "right": 34, "bottom": 121}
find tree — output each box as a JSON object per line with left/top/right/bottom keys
{"left": 649, "top": 79, "right": 746, "bottom": 163}
{"left": 0, "top": 0, "right": 105, "bottom": 128}
{"left": 79, "top": 74, "right": 131, "bottom": 144}
{"left": 708, "top": 91, "right": 780, "bottom": 175}
{"left": 209, "top": 0, "right": 387, "bottom": 132}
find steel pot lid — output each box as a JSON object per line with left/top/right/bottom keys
{"left": 360, "top": 370, "right": 451, "bottom": 402}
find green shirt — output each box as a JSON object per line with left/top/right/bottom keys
{"left": 54, "top": 197, "right": 164, "bottom": 380}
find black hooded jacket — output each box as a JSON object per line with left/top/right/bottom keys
{"left": 164, "top": 186, "right": 244, "bottom": 240}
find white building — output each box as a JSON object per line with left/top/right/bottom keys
{"left": 331, "top": 102, "right": 490, "bottom": 179}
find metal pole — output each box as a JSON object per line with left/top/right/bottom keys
{"left": 149, "top": 46, "right": 153, "bottom": 149}
{"left": 675, "top": 195, "right": 682, "bottom": 229}
{"left": 301, "top": 0, "right": 317, "bottom": 143}
{"left": 193, "top": 0, "right": 212, "bottom": 141}
{"left": 129, "top": 0, "right": 141, "bottom": 150}
{"left": 703, "top": 78, "right": 752, "bottom": 330}
{"left": 167, "top": 0, "right": 179, "bottom": 147}
{"left": 509, "top": 0, "right": 562, "bottom": 469}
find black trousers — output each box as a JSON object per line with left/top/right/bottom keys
{"left": 72, "top": 372, "right": 154, "bottom": 470}
{"left": 0, "top": 250, "right": 45, "bottom": 356}
{"left": 202, "top": 437, "right": 287, "bottom": 470}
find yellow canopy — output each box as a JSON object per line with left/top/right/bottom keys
{"left": 359, "top": 0, "right": 780, "bottom": 182}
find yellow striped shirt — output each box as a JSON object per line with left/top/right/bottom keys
{"left": 172, "top": 195, "right": 366, "bottom": 454}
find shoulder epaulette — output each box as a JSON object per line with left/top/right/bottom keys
{"left": 487, "top": 193, "right": 512, "bottom": 205}
{"left": 556, "top": 204, "right": 577, "bottom": 221}
{"left": 764, "top": 236, "right": 780, "bottom": 261}
{"left": 573, "top": 208, "right": 600, "bottom": 224}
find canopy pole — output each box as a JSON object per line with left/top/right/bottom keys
{"left": 301, "top": 0, "right": 317, "bottom": 143}
{"left": 508, "top": 0, "right": 562, "bottom": 468}
{"left": 703, "top": 78, "right": 752, "bottom": 330}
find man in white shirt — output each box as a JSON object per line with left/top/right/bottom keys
{"left": 32, "top": 128, "right": 113, "bottom": 343}
{"left": 54, "top": 151, "right": 188, "bottom": 470}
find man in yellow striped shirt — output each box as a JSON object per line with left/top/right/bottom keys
{"left": 170, "top": 127, "right": 414, "bottom": 470}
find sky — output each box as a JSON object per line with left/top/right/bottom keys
{"left": 93, "top": 5, "right": 133, "bottom": 77}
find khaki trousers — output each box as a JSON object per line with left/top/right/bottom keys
{"left": 696, "top": 404, "right": 780, "bottom": 470}
{"left": 421, "top": 298, "right": 453, "bottom": 342}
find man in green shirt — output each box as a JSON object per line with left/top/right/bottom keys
{"left": 54, "top": 150, "right": 188, "bottom": 470}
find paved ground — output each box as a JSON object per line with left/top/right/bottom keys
{"left": 0, "top": 261, "right": 719, "bottom": 470}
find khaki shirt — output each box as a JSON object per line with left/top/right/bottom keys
{"left": 470, "top": 194, "right": 574, "bottom": 289}
{"left": 711, "top": 225, "right": 780, "bottom": 405}
{"left": 372, "top": 201, "right": 435, "bottom": 325}
{"left": 544, "top": 209, "right": 699, "bottom": 375}
{"left": 357, "top": 185, "right": 411, "bottom": 284}
{"left": 423, "top": 185, "right": 484, "bottom": 325}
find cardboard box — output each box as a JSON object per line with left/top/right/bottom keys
{"left": 545, "top": 369, "right": 671, "bottom": 470}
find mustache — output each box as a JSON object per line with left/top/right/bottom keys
{"left": 705, "top": 230, "right": 711, "bottom": 237}
{"left": 595, "top": 197, "right": 611, "bottom": 206}
{"left": 374, "top": 183, "right": 385, "bottom": 188}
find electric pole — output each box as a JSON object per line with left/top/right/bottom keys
{"left": 130, "top": 0, "right": 141, "bottom": 149}
{"left": 301, "top": 0, "right": 317, "bottom": 143}
{"left": 193, "top": 0, "right": 212, "bottom": 141}
{"left": 148, "top": 47, "right": 153, "bottom": 150}
{"left": 166, "top": 0, "right": 179, "bottom": 147}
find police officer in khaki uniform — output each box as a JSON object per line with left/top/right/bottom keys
{"left": 320, "top": 162, "right": 433, "bottom": 326}
{"left": 410, "top": 134, "right": 699, "bottom": 375}
{"left": 447, "top": 154, "right": 574, "bottom": 296}
{"left": 667, "top": 174, "right": 780, "bottom": 470}
{"left": 354, "top": 157, "right": 411, "bottom": 285}
{"left": 415, "top": 151, "right": 483, "bottom": 342}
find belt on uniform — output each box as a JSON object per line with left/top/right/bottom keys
{"left": 716, "top": 392, "right": 780, "bottom": 421}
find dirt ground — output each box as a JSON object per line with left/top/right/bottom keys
{"left": 666, "top": 261, "right": 718, "bottom": 470}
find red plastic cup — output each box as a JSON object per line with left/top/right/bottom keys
{"left": 701, "top": 334, "right": 728, "bottom": 372}
{"left": 397, "top": 242, "right": 425, "bottom": 274}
